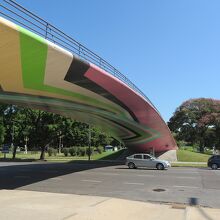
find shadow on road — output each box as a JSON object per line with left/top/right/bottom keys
{"left": 0, "top": 160, "right": 123, "bottom": 190}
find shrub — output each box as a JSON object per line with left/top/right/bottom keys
{"left": 53, "top": 148, "right": 58, "bottom": 156}
{"left": 177, "top": 140, "right": 187, "bottom": 149}
{"left": 78, "top": 147, "right": 86, "bottom": 157}
{"left": 48, "top": 147, "right": 57, "bottom": 157}
{"left": 69, "top": 147, "right": 77, "bottom": 156}
{"left": 63, "top": 148, "right": 69, "bottom": 157}
{"left": 96, "top": 146, "right": 103, "bottom": 154}
{"left": 48, "top": 148, "right": 53, "bottom": 157}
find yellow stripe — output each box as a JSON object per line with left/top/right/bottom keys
{"left": 44, "top": 41, "right": 131, "bottom": 118}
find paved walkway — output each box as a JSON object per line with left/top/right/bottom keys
{"left": 0, "top": 190, "right": 219, "bottom": 220}
{"left": 172, "top": 161, "right": 206, "bottom": 164}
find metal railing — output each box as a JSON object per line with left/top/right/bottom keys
{"left": 0, "top": 0, "right": 157, "bottom": 110}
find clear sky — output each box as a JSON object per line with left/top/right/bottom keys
{"left": 16, "top": 0, "right": 220, "bottom": 122}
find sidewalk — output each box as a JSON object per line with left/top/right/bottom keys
{"left": 0, "top": 190, "right": 219, "bottom": 220}
{"left": 173, "top": 161, "right": 206, "bottom": 164}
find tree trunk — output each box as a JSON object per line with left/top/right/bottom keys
{"left": 12, "top": 145, "right": 17, "bottom": 160}
{"left": 40, "top": 146, "right": 45, "bottom": 160}
{"left": 199, "top": 145, "right": 204, "bottom": 153}
{"left": 199, "top": 140, "right": 204, "bottom": 153}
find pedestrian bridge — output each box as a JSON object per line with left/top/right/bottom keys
{"left": 0, "top": 0, "right": 177, "bottom": 156}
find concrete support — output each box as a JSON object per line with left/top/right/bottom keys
{"left": 156, "top": 149, "right": 177, "bottom": 162}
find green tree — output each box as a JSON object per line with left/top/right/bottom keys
{"left": 0, "top": 117, "right": 5, "bottom": 145}
{"left": 0, "top": 104, "right": 122, "bottom": 159}
{"left": 168, "top": 98, "right": 220, "bottom": 152}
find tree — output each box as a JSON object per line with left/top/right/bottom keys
{"left": 0, "top": 117, "right": 5, "bottom": 145}
{"left": 0, "top": 104, "right": 120, "bottom": 159}
{"left": 168, "top": 98, "right": 220, "bottom": 152}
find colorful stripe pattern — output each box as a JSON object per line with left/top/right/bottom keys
{"left": 0, "top": 17, "right": 177, "bottom": 153}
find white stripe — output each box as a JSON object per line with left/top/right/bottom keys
{"left": 81, "top": 179, "right": 102, "bottom": 183}
{"left": 124, "top": 182, "right": 144, "bottom": 186}
{"left": 101, "top": 173, "right": 120, "bottom": 176}
{"left": 137, "top": 174, "right": 154, "bottom": 177}
{"left": 50, "top": 177, "right": 62, "bottom": 181}
{"left": 176, "top": 177, "right": 197, "bottom": 179}
{"left": 173, "top": 185, "right": 199, "bottom": 189}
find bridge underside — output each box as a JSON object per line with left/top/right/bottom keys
{"left": 0, "top": 17, "right": 177, "bottom": 153}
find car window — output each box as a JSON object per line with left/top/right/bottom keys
{"left": 143, "top": 155, "right": 151, "bottom": 159}
{"left": 134, "top": 154, "right": 142, "bottom": 159}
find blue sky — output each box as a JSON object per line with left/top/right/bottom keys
{"left": 17, "top": 0, "right": 220, "bottom": 122}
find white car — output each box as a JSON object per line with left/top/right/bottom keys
{"left": 126, "top": 153, "right": 171, "bottom": 170}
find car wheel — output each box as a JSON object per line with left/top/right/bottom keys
{"left": 156, "top": 163, "right": 164, "bottom": 170}
{"left": 211, "top": 163, "right": 218, "bottom": 170}
{"left": 128, "top": 162, "right": 136, "bottom": 169}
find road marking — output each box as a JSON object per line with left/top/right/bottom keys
{"left": 14, "top": 176, "right": 30, "bottom": 179}
{"left": 124, "top": 182, "right": 144, "bottom": 186}
{"left": 81, "top": 179, "right": 102, "bottom": 183}
{"left": 101, "top": 173, "right": 120, "bottom": 176}
{"left": 170, "top": 171, "right": 198, "bottom": 174}
{"left": 173, "top": 185, "right": 199, "bottom": 189}
{"left": 80, "top": 171, "right": 120, "bottom": 176}
{"left": 137, "top": 174, "right": 154, "bottom": 177}
{"left": 50, "top": 177, "right": 62, "bottom": 181}
{"left": 176, "top": 177, "right": 197, "bottom": 179}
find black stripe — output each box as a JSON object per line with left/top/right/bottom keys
{"left": 0, "top": 91, "right": 141, "bottom": 140}
{"left": 64, "top": 57, "right": 90, "bottom": 82}
{"left": 64, "top": 57, "right": 139, "bottom": 122}
{"left": 0, "top": 91, "right": 115, "bottom": 115}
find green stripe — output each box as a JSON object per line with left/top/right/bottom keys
{"left": 19, "top": 27, "right": 48, "bottom": 89}
{"left": 18, "top": 26, "right": 127, "bottom": 117}
{"left": 0, "top": 92, "right": 159, "bottom": 144}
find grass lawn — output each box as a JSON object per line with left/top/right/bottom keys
{"left": 0, "top": 149, "right": 125, "bottom": 162}
{"left": 0, "top": 149, "right": 211, "bottom": 166}
{"left": 177, "top": 149, "right": 210, "bottom": 162}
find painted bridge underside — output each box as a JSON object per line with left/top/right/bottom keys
{"left": 0, "top": 17, "right": 177, "bottom": 153}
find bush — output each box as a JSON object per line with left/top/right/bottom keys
{"left": 96, "top": 146, "right": 103, "bottom": 154}
{"left": 177, "top": 140, "right": 187, "bottom": 148}
{"left": 53, "top": 148, "right": 58, "bottom": 156}
{"left": 48, "top": 148, "right": 53, "bottom": 157}
{"left": 78, "top": 147, "right": 86, "bottom": 157}
{"left": 69, "top": 147, "right": 77, "bottom": 156}
{"left": 48, "top": 148, "right": 57, "bottom": 157}
{"left": 63, "top": 148, "right": 69, "bottom": 157}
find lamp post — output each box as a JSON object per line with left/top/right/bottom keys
{"left": 11, "top": 121, "right": 14, "bottom": 149}
{"left": 24, "top": 136, "right": 29, "bottom": 154}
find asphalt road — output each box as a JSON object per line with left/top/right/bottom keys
{"left": 1, "top": 161, "right": 220, "bottom": 208}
